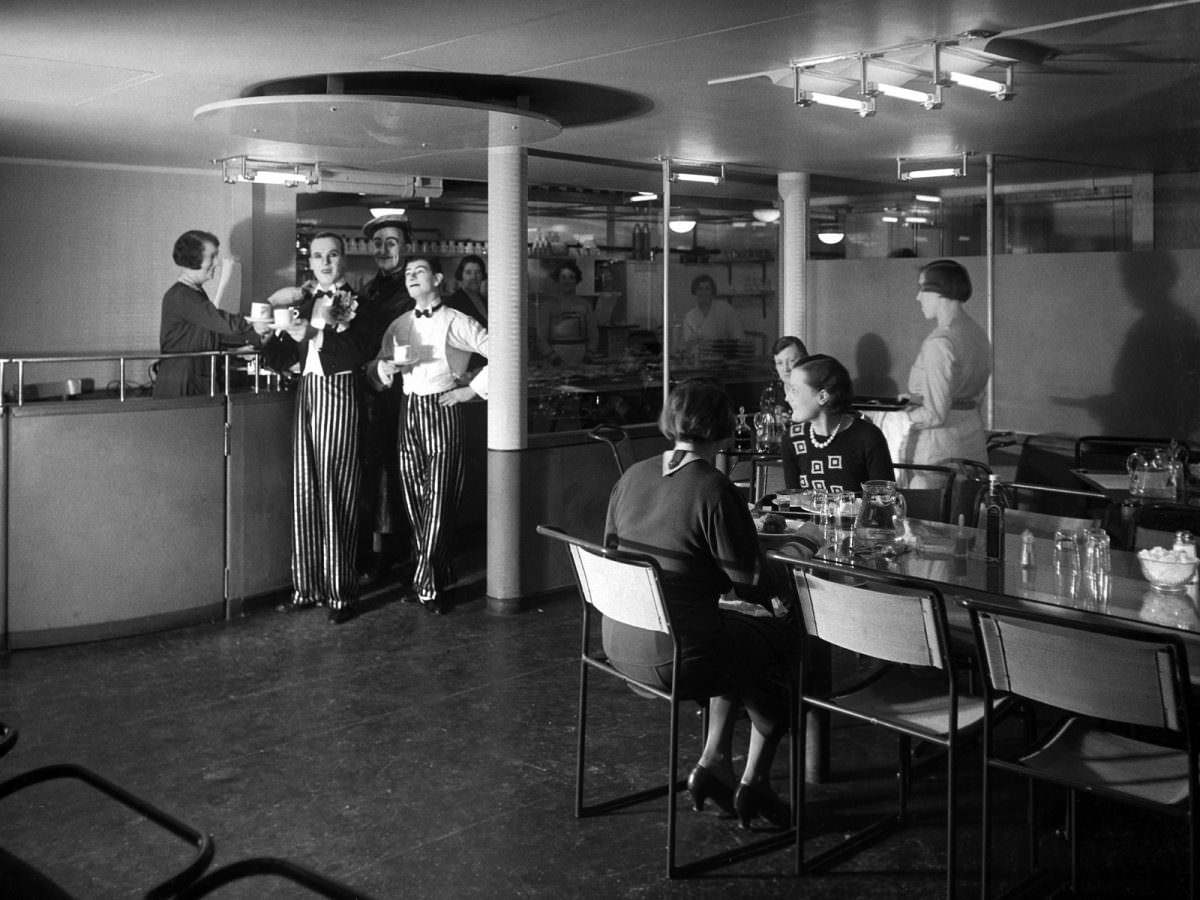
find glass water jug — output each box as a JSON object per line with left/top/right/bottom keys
{"left": 855, "top": 479, "right": 908, "bottom": 551}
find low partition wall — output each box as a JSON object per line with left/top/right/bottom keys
{"left": 487, "top": 423, "right": 668, "bottom": 613}
{"left": 4, "top": 397, "right": 229, "bottom": 648}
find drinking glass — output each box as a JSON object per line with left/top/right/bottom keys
{"left": 1053, "top": 529, "right": 1080, "bottom": 572}
{"left": 834, "top": 493, "right": 857, "bottom": 558}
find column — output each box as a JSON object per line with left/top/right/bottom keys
{"left": 778, "top": 171, "right": 810, "bottom": 341}
{"left": 485, "top": 142, "right": 528, "bottom": 613}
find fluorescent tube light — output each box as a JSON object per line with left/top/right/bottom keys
{"left": 875, "top": 82, "right": 940, "bottom": 109}
{"left": 914, "top": 194, "right": 942, "bottom": 203}
{"left": 796, "top": 90, "right": 875, "bottom": 117}
{"left": 903, "top": 167, "right": 960, "bottom": 180}
{"left": 674, "top": 173, "right": 721, "bottom": 185}
{"left": 948, "top": 70, "right": 1010, "bottom": 99}
{"left": 881, "top": 215, "right": 900, "bottom": 223}
{"left": 630, "top": 192, "right": 658, "bottom": 202}
{"left": 370, "top": 207, "right": 405, "bottom": 217}
{"left": 904, "top": 216, "right": 929, "bottom": 225}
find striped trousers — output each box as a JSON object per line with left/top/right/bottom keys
{"left": 400, "top": 393, "right": 464, "bottom": 601}
{"left": 292, "top": 372, "right": 361, "bottom": 609}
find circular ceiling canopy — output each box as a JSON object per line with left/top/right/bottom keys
{"left": 194, "top": 95, "right": 561, "bottom": 153}
{"left": 194, "top": 72, "right": 650, "bottom": 154}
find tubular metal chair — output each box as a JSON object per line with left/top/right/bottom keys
{"left": 994, "top": 482, "right": 1111, "bottom": 539}
{"left": 587, "top": 424, "right": 635, "bottom": 477}
{"left": 751, "top": 455, "right": 786, "bottom": 504}
{"left": 0, "top": 763, "right": 214, "bottom": 899}
{"left": 773, "top": 553, "right": 1009, "bottom": 898}
{"left": 1074, "top": 434, "right": 1193, "bottom": 471}
{"left": 964, "top": 598, "right": 1200, "bottom": 899}
{"left": 537, "top": 524, "right": 798, "bottom": 878}
{"left": 947, "top": 458, "right": 992, "bottom": 528}
{"left": 173, "top": 857, "right": 381, "bottom": 899}
{"left": 1131, "top": 502, "right": 1200, "bottom": 550}
{"left": 893, "top": 462, "right": 955, "bottom": 523}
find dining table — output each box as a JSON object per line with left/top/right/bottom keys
{"left": 757, "top": 514, "right": 1200, "bottom": 781}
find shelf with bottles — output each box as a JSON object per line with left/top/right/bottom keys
{"left": 296, "top": 226, "right": 488, "bottom": 258}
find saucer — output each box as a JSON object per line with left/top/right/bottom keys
{"left": 247, "top": 316, "right": 275, "bottom": 325}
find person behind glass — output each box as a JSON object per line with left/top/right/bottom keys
{"left": 154, "top": 230, "right": 270, "bottom": 399}
{"left": 902, "top": 258, "right": 992, "bottom": 470}
{"left": 357, "top": 214, "right": 415, "bottom": 586}
{"left": 604, "top": 378, "right": 823, "bottom": 829}
{"left": 263, "top": 233, "right": 385, "bottom": 625}
{"left": 535, "top": 260, "right": 598, "bottom": 364}
{"left": 782, "top": 354, "right": 894, "bottom": 492}
{"left": 445, "top": 254, "right": 488, "bottom": 375}
{"left": 445, "top": 254, "right": 487, "bottom": 326}
{"left": 771, "top": 334, "right": 808, "bottom": 392}
{"left": 681, "top": 274, "right": 743, "bottom": 349}
{"left": 369, "top": 255, "right": 489, "bottom": 615}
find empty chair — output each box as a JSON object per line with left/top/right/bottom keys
{"left": 996, "top": 482, "right": 1110, "bottom": 539}
{"left": 964, "top": 597, "right": 1200, "bottom": 899}
{"left": 752, "top": 455, "right": 786, "bottom": 504}
{"left": 587, "top": 423, "right": 635, "bottom": 476}
{"left": 0, "top": 763, "right": 214, "bottom": 899}
{"left": 538, "top": 524, "right": 798, "bottom": 878}
{"left": 1074, "top": 434, "right": 1192, "bottom": 471}
{"left": 893, "top": 462, "right": 955, "bottom": 522}
{"left": 773, "top": 553, "right": 1009, "bottom": 898}
{"left": 1131, "top": 502, "right": 1200, "bottom": 550}
{"left": 947, "top": 458, "right": 992, "bottom": 527}
{"left": 174, "top": 857, "right": 381, "bottom": 899}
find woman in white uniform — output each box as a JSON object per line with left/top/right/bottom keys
{"left": 902, "top": 259, "right": 992, "bottom": 469}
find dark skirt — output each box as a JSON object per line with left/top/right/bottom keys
{"left": 601, "top": 609, "right": 796, "bottom": 702}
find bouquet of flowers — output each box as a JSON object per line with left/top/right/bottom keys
{"left": 300, "top": 280, "right": 358, "bottom": 331}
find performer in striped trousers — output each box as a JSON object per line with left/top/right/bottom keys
{"left": 263, "top": 233, "right": 394, "bottom": 624}
{"left": 370, "top": 255, "right": 489, "bottom": 614}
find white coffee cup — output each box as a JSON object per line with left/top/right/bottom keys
{"left": 273, "top": 307, "right": 297, "bottom": 328}
{"left": 393, "top": 343, "right": 415, "bottom": 365}
{"left": 250, "top": 301, "right": 271, "bottom": 321}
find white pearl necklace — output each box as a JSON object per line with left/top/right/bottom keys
{"left": 808, "top": 415, "right": 843, "bottom": 450}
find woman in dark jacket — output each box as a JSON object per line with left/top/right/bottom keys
{"left": 604, "top": 377, "right": 820, "bottom": 828}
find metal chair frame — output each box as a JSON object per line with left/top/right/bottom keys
{"left": 538, "top": 524, "right": 798, "bottom": 878}
{"left": 964, "top": 598, "right": 1200, "bottom": 899}
{"left": 772, "top": 552, "right": 1006, "bottom": 898}
{"left": 173, "top": 856, "right": 381, "bottom": 899}
{"left": 1074, "top": 434, "right": 1194, "bottom": 470}
{"left": 893, "top": 462, "right": 956, "bottom": 523}
{"left": 587, "top": 424, "right": 635, "bottom": 476}
{"left": 0, "top": 763, "right": 214, "bottom": 899}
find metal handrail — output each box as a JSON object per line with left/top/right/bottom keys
{"left": 0, "top": 348, "right": 279, "bottom": 409}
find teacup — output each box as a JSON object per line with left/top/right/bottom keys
{"left": 273, "top": 307, "right": 298, "bottom": 328}
{"left": 250, "top": 301, "right": 271, "bottom": 321}
{"left": 393, "top": 343, "right": 416, "bottom": 365}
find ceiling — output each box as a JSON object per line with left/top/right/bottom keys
{"left": 2, "top": 0, "right": 1199, "bottom": 203}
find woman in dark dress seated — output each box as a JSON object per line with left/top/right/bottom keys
{"left": 603, "top": 378, "right": 822, "bottom": 828}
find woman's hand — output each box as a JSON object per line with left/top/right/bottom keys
{"left": 284, "top": 319, "right": 313, "bottom": 342}
{"left": 438, "top": 386, "right": 477, "bottom": 407}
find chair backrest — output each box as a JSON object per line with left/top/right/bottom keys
{"left": 996, "top": 481, "right": 1109, "bottom": 536}
{"left": 588, "top": 424, "right": 635, "bottom": 476}
{"left": 948, "top": 458, "right": 992, "bottom": 528}
{"left": 967, "top": 600, "right": 1191, "bottom": 734}
{"left": 537, "top": 525, "right": 671, "bottom": 634}
{"left": 893, "top": 463, "right": 955, "bottom": 523}
{"left": 751, "top": 456, "right": 786, "bottom": 503}
{"left": 1075, "top": 434, "right": 1190, "bottom": 471}
{"left": 778, "top": 555, "right": 949, "bottom": 670}
{"left": 1132, "top": 503, "right": 1200, "bottom": 550}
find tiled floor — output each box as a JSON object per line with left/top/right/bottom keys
{"left": 0, "top": 537, "right": 1190, "bottom": 899}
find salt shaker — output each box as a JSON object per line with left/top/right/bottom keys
{"left": 1173, "top": 530, "right": 1198, "bottom": 583}
{"left": 1019, "top": 529, "right": 1036, "bottom": 568}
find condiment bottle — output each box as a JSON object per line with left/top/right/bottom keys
{"left": 1020, "top": 529, "right": 1036, "bottom": 568}
{"left": 1174, "top": 530, "right": 1198, "bottom": 583}
{"left": 983, "top": 474, "right": 1006, "bottom": 562}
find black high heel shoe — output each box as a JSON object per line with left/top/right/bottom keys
{"left": 733, "top": 782, "right": 790, "bottom": 830}
{"left": 686, "top": 765, "right": 735, "bottom": 816}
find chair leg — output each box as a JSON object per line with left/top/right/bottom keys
{"left": 575, "top": 661, "right": 588, "bottom": 817}
{"left": 797, "top": 696, "right": 809, "bottom": 874}
{"left": 666, "top": 699, "right": 681, "bottom": 878}
{"left": 1067, "top": 790, "right": 1078, "bottom": 895}
{"left": 898, "top": 734, "right": 912, "bottom": 823}
{"left": 945, "top": 735, "right": 957, "bottom": 900}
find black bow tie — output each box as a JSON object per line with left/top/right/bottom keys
{"left": 414, "top": 303, "right": 442, "bottom": 318}
{"left": 314, "top": 289, "right": 336, "bottom": 299}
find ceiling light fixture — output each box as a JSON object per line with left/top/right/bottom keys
{"left": 948, "top": 68, "right": 1012, "bottom": 99}
{"left": 817, "top": 228, "right": 845, "bottom": 245}
{"left": 875, "top": 81, "right": 941, "bottom": 109}
{"left": 630, "top": 192, "right": 658, "bottom": 202}
{"left": 914, "top": 193, "right": 942, "bottom": 203}
{"left": 370, "top": 207, "right": 405, "bottom": 218}
{"left": 752, "top": 208, "right": 781, "bottom": 223}
{"left": 904, "top": 215, "right": 929, "bottom": 225}
{"left": 218, "top": 156, "right": 316, "bottom": 187}
{"left": 881, "top": 214, "right": 900, "bottom": 223}
{"left": 668, "top": 210, "right": 699, "bottom": 233}
{"left": 663, "top": 159, "right": 725, "bottom": 186}
{"left": 793, "top": 67, "right": 875, "bottom": 117}
{"left": 897, "top": 152, "right": 969, "bottom": 182}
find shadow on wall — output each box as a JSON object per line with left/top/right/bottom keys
{"left": 1055, "top": 252, "right": 1200, "bottom": 439}
{"left": 853, "top": 332, "right": 899, "bottom": 400}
